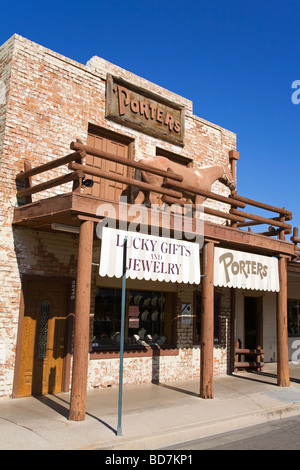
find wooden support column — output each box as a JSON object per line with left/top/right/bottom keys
{"left": 277, "top": 255, "right": 290, "bottom": 387}
{"left": 200, "top": 241, "right": 214, "bottom": 399}
{"left": 69, "top": 219, "right": 94, "bottom": 421}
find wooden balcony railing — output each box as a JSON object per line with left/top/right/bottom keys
{"left": 235, "top": 347, "right": 265, "bottom": 372}
{"left": 15, "top": 150, "right": 84, "bottom": 204}
{"left": 15, "top": 141, "right": 296, "bottom": 246}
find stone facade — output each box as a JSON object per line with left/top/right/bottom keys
{"left": 0, "top": 34, "right": 236, "bottom": 397}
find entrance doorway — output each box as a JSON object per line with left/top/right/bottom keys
{"left": 244, "top": 296, "right": 263, "bottom": 350}
{"left": 86, "top": 126, "right": 133, "bottom": 201}
{"left": 17, "top": 280, "right": 69, "bottom": 397}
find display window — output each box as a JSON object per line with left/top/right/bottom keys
{"left": 92, "top": 287, "right": 174, "bottom": 349}
{"left": 288, "top": 299, "right": 300, "bottom": 336}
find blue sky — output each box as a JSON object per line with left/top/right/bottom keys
{"left": 1, "top": 0, "right": 299, "bottom": 238}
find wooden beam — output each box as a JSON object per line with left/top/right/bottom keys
{"left": 229, "top": 193, "right": 292, "bottom": 217}
{"left": 16, "top": 151, "right": 83, "bottom": 180}
{"left": 237, "top": 215, "right": 292, "bottom": 228}
{"left": 17, "top": 171, "right": 83, "bottom": 198}
{"left": 230, "top": 208, "right": 292, "bottom": 230}
{"left": 277, "top": 256, "right": 290, "bottom": 387}
{"left": 200, "top": 241, "right": 214, "bottom": 399}
{"left": 70, "top": 141, "right": 183, "bottom": 182}
{"left": 163, "top": 178, "right": 246, "bottom": 209}
{"left": 203, "top": 220, "right": 295, "bottom": 257}
{"left": 257, "top": 228, "right": 292, "bottom": 237}
{"left": 69, "top": 220, "right": 94, "bottom": 421}
{"left": 12, "top": 193, "right": 297, "bottom": 258}
{"left": 12, "top": 193, "right": 74, "bottom": 225}
{"left": 69, "top": 162, "right": 183, "bottom": 200}
{"left": 161, "top": 195, "right": 246, "bottom": 223}
{"left": 235, "top": 348, "right": 264, "bottom": 355}
{"left": 235, "top": 362, "right": 265, "bottom": 368}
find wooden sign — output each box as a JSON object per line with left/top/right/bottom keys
{"left": 105, "top": 74, "right": 185, "bottom": 146}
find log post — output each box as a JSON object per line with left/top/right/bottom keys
{"left": 229, "top": 149, "right": 239, "bottom": 188}
{"left": 69, "top": 219, "right": 94, "bottom": 421}
{"left": 276, "top": 255, "right": 290, "bottom": 387}
{"left": 278, "top": 209, "right": 286, "bottom": 241}
{"left": 229, "top": 149, "right": 239, "bottom": 229}
{"left": 200, "top": 241, "right": 214, "bottom": 399}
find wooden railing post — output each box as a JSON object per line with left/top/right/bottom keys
{"left": 278, "top": 208, "right": 286, "bottom": 241}
{"left": 229, "top": 149, "right": 239, "bottom": 187}
{"left": 200, "top": 241, "right": 214, "bottom": 399}
{"left": 229, "top": 150, "right": 239, "bottom": 229}
{"left": 69, "top": 219, "right": 94, "bottom": 421}
{"left": 291, "top": 227, "right": 299, "bottom": 244}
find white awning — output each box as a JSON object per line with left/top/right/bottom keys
{"left": 99, "top": 227, "right": 201, "bottom": 284}
{"left": 214, "top": 247, "right": 279, "bottom": 292}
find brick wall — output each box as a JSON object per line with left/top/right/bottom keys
{"left": 0, "top": 34, "right": 236, "bottom": 396}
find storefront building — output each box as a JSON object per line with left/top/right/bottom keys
{"left": 1, "top": 35, "right": 299, "bottom": 420}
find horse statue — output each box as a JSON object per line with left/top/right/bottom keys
{"left": 130, "top": 155, "right": 236, "bottom": 208}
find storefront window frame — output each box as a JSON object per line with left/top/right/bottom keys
{"left": 91, "top": 286, "right": 178, "bottom": 356}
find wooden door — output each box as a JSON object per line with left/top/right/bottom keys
{"left": 17, "top": 281, "right": 68, "bottom": 397}
{"left": 85, "top": 131, "right": 131, "bottom": 201}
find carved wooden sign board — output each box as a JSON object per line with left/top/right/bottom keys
{"left": 105, "top": 74, "right": 185, "bottom": 146}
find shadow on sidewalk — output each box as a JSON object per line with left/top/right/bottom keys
{"left": 34, "top": 394, "right": 70, "bottom": 418}
{"left": 34, "top": 394, "right": 117, "bottom": 435}
{"left": 153, "top": 382, "right": 200, "bottom": 398}
{"left": 233, "top": 370, "right": 300, "bottom": 386}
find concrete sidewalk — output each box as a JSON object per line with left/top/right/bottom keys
{"left": 1, "top": 363, "right": 300, "bottom": 450}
